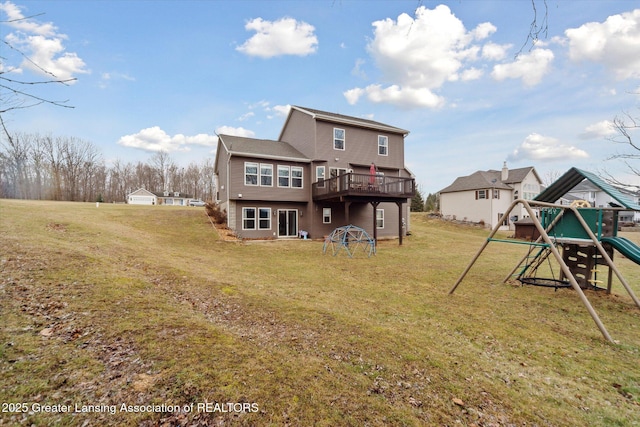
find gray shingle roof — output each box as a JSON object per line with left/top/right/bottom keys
{"left": 440, "top": 167, "right": 536, "bottom": 193}
{"left": 292, "top": 106, "right": 409, "bottom": 135}
{"left": 219, "top": 134, "right": 310, "bottom": 162}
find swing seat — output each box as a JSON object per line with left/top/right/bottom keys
{"left": 518, "top": 277, "right": 571, "bottom": 290}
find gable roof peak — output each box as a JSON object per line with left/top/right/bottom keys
{"left": 439, "top": 165, "right": 539, "bottom": 194}
{"left": 290, "top": 105, "right": 409, "bottom": 135}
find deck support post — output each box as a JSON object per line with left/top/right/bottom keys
{"left": 396, "top": 201, "right": 404, "bottom": 245}
{"left": 371, "top": 201, "right": 380, "bottom": 246}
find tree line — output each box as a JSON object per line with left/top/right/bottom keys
{"left": 0, "top": 132, "right": 216, "bottom": 203}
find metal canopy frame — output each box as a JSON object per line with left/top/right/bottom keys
{"left": 448, "top": 199, "right": 640, "bottom": 343}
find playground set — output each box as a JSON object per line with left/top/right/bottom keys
{"left": 449, "top": 168, "right": 640, "bottom": 343}
{"left": 323, "top": 224, "right": 376, "bottom": 258}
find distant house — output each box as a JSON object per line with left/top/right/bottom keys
{"left": 439, "top": 162, "right": 542, "bottom": 230}
{"left": 155, "top": 191, "right": 192, "bottom": 206}
{"left": 213, "top": 106, "right": 416, "bottom": 241}
{"left": 126, "top": 189, "right": 194, "bottom": 206}
{"left": 127, "top": 188, "right": 157, "bottom": 205}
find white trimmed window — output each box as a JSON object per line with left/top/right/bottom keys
{"left": 323, "top": 207, "right": 331, "bottom": 224}
{"left": 499, "top": 213, "right": 508, "bottom": 226}
{"left": 291, "top": 166, "right": 303, "bottom": 188}
{"left": 378, "top": 135, "right": 388, "bottom": 156}
{"left": 242, "top": 207, "right": 256, "bottom": 230}
{"left": 475, "top": 189, "right": 487, "bottom": 200}
{"left": 260, "top": 164, "right": 273, "bottom": 186}
{"left": 334, "top": 128, "right": 345, "bottom": 150}
{"left": 245, "top": 162, "right": 258, "bottom": 186}
{"left": 376, "top": 209, "right": 384, "bottom": 229}
{"left": 278, "top": 166, "right": 290, "bottom": 187}
{"left": 316, "top": 166, "right": 325, "bottom": 188}
{"left": 259, "top": 208, "right": 271, "bottom": 229}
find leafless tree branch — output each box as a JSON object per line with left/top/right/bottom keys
{"left": 516, "top": 0, "right": 549, "bottom": 57}
{"left": 0, "top": 12, "right": 77, "bottom": 117}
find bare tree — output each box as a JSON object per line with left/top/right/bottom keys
{"left": 0, "top": 11, "right": 77, "bottom": 135}
{"left": 200, "top": 158, "right": 217, "bottom": 202}
{"left": 0, "top": 39, "right": 75, "bottom": 115}
{"left": 0, "top": 131, "right": 30, "bottom": 198}
{"left": 604, "top": 110, "right": 640, "bottom": 191}
{"left": 149, "top": 151, "right": 174, "bottom": 192}
{"left": 542, "top": 169, "right": 562, "bottom": 187}
{"left": 1, "top": 6, "right": 85, "bottom": 201}
{"left": 107, "top": 159, "right": 136, "bottom": 202}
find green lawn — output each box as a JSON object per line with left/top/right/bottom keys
{"left": 1, "top": 199, "right": 639, "bottom": 426}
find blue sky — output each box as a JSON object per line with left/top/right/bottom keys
{"left": 2, "top": 0, "right": 640, "bottom": 194}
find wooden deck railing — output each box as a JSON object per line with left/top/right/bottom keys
{"left": 312, "top": 173, "right": 415, "bottom": 200}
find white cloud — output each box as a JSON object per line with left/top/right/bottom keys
{"left": 236, "top": 17, "right": 318, "bottom": 58}
{"left": 351, "top": 58, "right": 367, "bottom": 79}
{"left": 482, "top": 42, "right": 511, "bottom": 61}
{"left": 117, "top": 127, "right": 218, "bottom": 152}
{"left": 344, "top": 5, "right": 504, "bottom": 109}
{"left": 508, "top": 133, "right": 588, "bottom": 161}
{"left": 215, "top": 126, "right": 256, "bottom": 138}
{"left": 344, "top": 84, "right": 445, "bottom": 109}
{"left": 344, "top": 88, "right": 365, "bottom": 105}
{"left": 99, "top": 71, "right": 135, "bottom": 89}
{"left": 491, "top": 48, "right": 554, "bottom": 86}
{"left": 237, "top": 112, "right": 255, "bottom": 121}
{"left": 248, "top": 100, "right": 270, "bottom": 110}
{"left": 579, "top": 120, "right": 616, "bottom": 140}
{"left": 0, "top": 1, "right": 88, "bottom": 82}
{"left": 565, "top": 9, "right": 640, "bottom": 80}
{"left": 270, "top": 104, "right": 291, "bottom": 117}
{"left": 101, "top": 72, "right": 135, "bottom": 82}
{"left": 470, "top": 22, "right": 497, "bottom": 40}
{"left": 460, "top": 67, "right": 483, "bottom": 81}
{"left": 0, "top": 1, "right": 56, "bottom": 36}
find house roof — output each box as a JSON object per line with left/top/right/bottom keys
{"left": 439, "top": 166, "right": 537, "bottom": 193}
{"left": 534, "top": 167, "right": 640, "bottom": 211}
{"left": 289, "top": 106, "right": 410, "bottom": 136}
{"left": 128, "top": 188, "right": 156, "bottom": 197}
{"left": 153, "top": 191, "right": 192, "bottom": 198}
{"left": 218, "top": 134, "right": 310, "bottom": 162}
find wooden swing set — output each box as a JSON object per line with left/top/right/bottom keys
{"left": 449, "top": 198, "right": 640, "bottom": 343}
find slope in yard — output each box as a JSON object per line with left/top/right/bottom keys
{"left": 1, "top": 199, "right": 639, "bottom": 426}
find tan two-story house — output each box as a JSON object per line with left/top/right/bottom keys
{"left": 214, "top": 106, "right": 415, "bottom": 242}
{"left": 439, "top": 162, "right": 542, "bottom": 230}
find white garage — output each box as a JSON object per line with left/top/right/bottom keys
{"left": 127, "top": 188, "right": 158, "bottom": 205}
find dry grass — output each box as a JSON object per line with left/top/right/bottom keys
{"left": 1, "top": 199, "right": 639, "bottom": 426}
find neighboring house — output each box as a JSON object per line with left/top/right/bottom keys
{"left": 619, "top": 189, "right": 640, "bottom": 223}
{"left": 213, "top": 106, "right": 416, "bottom": 241}
{"left": 439, "top": 162, "right": 542, "bottom": 230}
{"left": 128, "top": 188, "right": 157, "bottom": 205}
{"left": 155, "top": 191, "right": 192, "bottom": 206}
{"left": 126, "top": 189, "right": 194, "bottom": 206}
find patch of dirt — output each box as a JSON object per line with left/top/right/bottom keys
{"left": 46, "top": 222, "right": 67, "bottom": 232}
{"left": 212, "top": 222, "right": 240, "bottom": 242}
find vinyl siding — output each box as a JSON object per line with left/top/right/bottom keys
{"left": 280, "top": 109, "right": 317, "bottom": 159}
{"left": 313, "top": 121, "right": 405, "bottom": 172}
{"left": 232, "top": 201, "right": 308, "bottom": 239}
{"left": 216, "top": 107, "right": 413, "bottom": 240}
{"left": 228, "top": 156, "right": 309, "bottom": 203}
